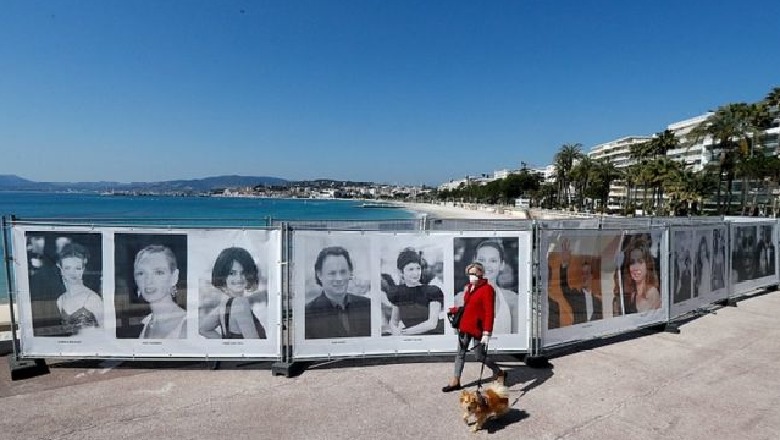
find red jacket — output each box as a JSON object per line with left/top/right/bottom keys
{"left": 458, "top": 279, "right": 495, "bottom": 338}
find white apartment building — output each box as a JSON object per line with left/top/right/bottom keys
{"left": 588, "top": 136, "right": 651, "bottom": 209}
{"left": 531, "top": 165, "right": 557, "bottom": 184}
{"left": 493, "top": 169, "right": 511, "bottom": 179}
{"left": 665, "top": 113, "right": 715, "bottom": 172}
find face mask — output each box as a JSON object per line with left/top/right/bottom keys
{"left": 468, "top": 274, "right": 479, "bottom": 284}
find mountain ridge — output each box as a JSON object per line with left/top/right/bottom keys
{"left": 0, "top": 174, "right": 289, "bottom": 192}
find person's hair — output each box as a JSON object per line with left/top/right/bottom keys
{"left": 314, "top": 246, "right": 353, "bottom": 286}
{"left": 396, "top": 247, "right": 422, "bottom": 271}
{"left": 621, "top": 235, "right": 659, "bottom": 295}
{"left": 475, "top": 239, "right": 505, "bottom": 263}
{"left": 211, "top": 247, "right": 259, "bottom": 291}
{"left": 57, "top": 242, "right": 89, "bottom": 264}
{"left": 134, "top": 244, "right": 178, "bottom": 273}
{"left": 465, "top": 262, "right": 485, "bottom": 275}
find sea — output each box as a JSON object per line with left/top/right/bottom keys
{"left": 0, "top": 192, "right": 417, "bottom": 303}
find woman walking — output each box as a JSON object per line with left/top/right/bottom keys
{"left": 442, "top": 262, "right": 505, "bottom": 392}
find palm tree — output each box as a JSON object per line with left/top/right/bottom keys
{"left": 553, "top": 143, "right": 584, "bottom": 209}
{"left": 647, "top": 130, "right": 679, "bottom": 211}
{"left": 689, "top": 103, "right": 763, "bottom": 214}
{"left": 629, "top": 141, "right": 651, "bottom": 212}
{"left": 570, "top": 156, "right": 594, "bottom": 210}
{"left": 622, "top": 164, "right": 642, "bottom": 215}
{"left": 588, "top": 160, "right": 621, "bottom": 213}
{"left": 650, "top": 157, "right": 683, "bottom": 215}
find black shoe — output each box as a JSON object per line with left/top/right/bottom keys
{"left": 441, "top": 384, "right": 463, "bottom": 392}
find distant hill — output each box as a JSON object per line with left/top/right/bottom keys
{"left": 0, "top": 175, "right": 288, "bottom": 193}
{"left": 0, "top": 175, "right": 54, "bottom": 191}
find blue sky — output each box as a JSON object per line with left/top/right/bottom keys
{"left": 1, "top": 1, "right": 779, "bottom": 186}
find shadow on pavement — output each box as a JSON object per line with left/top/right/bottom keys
{"left": 484, "top": 408, "right": 531, "bottom": 433}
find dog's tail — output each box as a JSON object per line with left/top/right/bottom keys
{"left": 486, "top": 382, "right": 508, "bottom": 398}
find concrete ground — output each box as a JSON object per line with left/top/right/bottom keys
{"left": 2, "top": 292, "right": 779, "bottom": 440}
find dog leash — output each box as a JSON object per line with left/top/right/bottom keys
{"left": 475, "top": 338, "right": 488, "bottom": 406}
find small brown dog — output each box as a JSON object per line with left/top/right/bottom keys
{"left": 459, "top": 383, "right": 510, "bottom": 432}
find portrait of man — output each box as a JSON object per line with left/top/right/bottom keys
{"left": 304, "top": 245, "right": 371, "bottom": 339}
{"left": 558, "top": 239, "right": 603, "bottom": 324}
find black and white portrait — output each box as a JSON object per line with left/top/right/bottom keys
{"left": 303, "top": 235, "right": 371, "bottom": 339}
{"left": 756, "top": 225, "right": 776, "bottom": 278}
{"left": 673, "top": 230, "right": 693, "bottom": 304}
{"left": 453, "top": 236, "right": 520, "bottom": 334}
{"left": 379, "top": 239, "right": 445, "bottom": 336}
{"left": 198, "top": 246, "right": 268, "bottom": 340}
{"left": 114, "top": 233, "right": 187, "bottom": 339}
{"left": 25, "top": 232, "right": 103, "bottom": 337}
{"left": 732, "top": 225, "right": 757, "bottom": 283}
{"left": 693, "top": 230, "right": 712, "bottom": 298}
{"left": 711, "top": 228, "right": 727, "bottom": 291}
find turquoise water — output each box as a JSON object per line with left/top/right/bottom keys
{"left": 0, "top": 192, "right": 416, "bottom": 303}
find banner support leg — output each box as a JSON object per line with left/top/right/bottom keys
{"left": 664, "top": 322, "right": 681, "bottom": 334}
{"left": 525, "top": 355, "right": 550, "bottom": 369}
{"left": 9, "top": 356, "right": 49, "bottom": 381}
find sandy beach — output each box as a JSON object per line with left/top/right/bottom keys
{"left": 400, "top": 201, "right": 529, "bottom": 219}
{"left": 399, "top": 201, "right": 597, "bottom": 221}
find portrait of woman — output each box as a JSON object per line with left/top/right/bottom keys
{"left": 453, "top": 237, "right": 519, "bottom": 334}
{"left": 694, "top": 234, "right": 712, "bottom": 297}
{"left": 133, "top": 244, "right": 187, "bottom": 339}
{"left": 383, "top": 247, "right": 444, "bottom": 336}
{"left": 26, "top": 232, "right": 102, "bottom": 337}
{"left": 199, "top": 247, "right": 266, "bottom": 339}
{"left": 614, "top": 234, "right": 661, "bottom": 314}
{"left": 55, "top": 242, "right": 104, "bottom": 336}
{"left": 473, "top": 239, "right": 518, "bottom": 334}
{"left": 115, "top": 233, "right": 188, "bottom": 339}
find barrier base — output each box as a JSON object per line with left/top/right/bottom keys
{"left": 9, "top": 357, "right": 49, "bottom": 381}
{"left": 664, "top": 322, "right": 681, "bottom": 334}
{"left": 271, "top": 361, "right": 298, "bottom": 378}
{"left": 524, "top": 356, "right": 550, "bottom": 369}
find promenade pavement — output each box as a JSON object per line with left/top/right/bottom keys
{"left": 2, "top": 291, "right": 779, "bottom": 440}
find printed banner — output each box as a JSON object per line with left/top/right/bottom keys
{"left": 730, "top": 222, "right": 778, "bottom": 296}
{"left": 12, "top": 225, "right": 281, "bottom": 358}
{"left": 669, "top": 225, "right": 730, "bottom": 319}
{"left": 291, "top": 230, "right": 532, "bottom": 359}
{"left": 541, "top": 229, "right": 668, "bottom": 347}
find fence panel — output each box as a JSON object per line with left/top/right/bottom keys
{"left": 540, "top": 226, "right": 669, "bottom": 348}
{"left": 11, "top": 222, "right": 282, "bottom": 359}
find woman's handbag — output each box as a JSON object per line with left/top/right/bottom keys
{"left": 447, "top": 306, "right": 464, "bottom": 329}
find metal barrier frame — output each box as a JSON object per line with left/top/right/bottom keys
{"left": 2, "top": 214, "right": 779, "bottom": 373}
